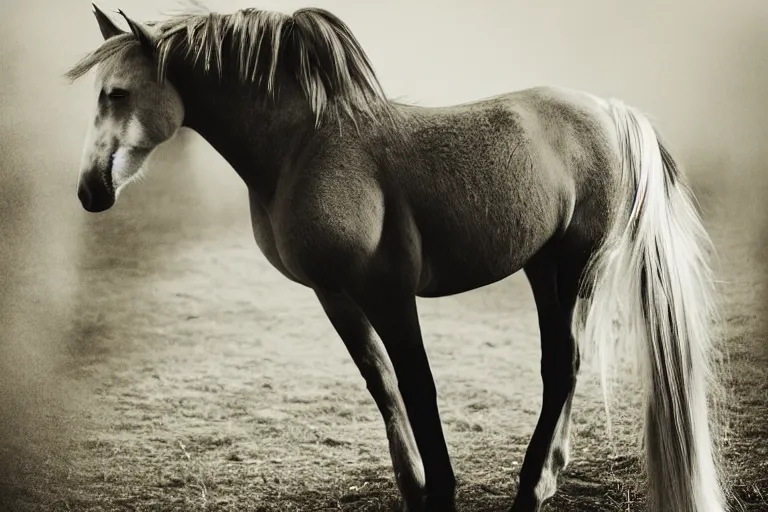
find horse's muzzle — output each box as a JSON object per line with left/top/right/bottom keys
{"left": 77, "top": 168, "right": 115, "bottom": 213}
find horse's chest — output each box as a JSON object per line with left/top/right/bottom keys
{"left": 248, "top": 198, "right": 302, "bottom": 284}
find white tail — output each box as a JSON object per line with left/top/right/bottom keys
{"left": 572, "top": 99, "right": 726, "bottom": 511}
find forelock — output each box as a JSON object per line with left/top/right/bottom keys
{"left": 66, "top": 34, "right": 142, "bottom": 82}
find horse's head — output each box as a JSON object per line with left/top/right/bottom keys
{"left": 73, "top": 5, "right": 184, "bottom": 213}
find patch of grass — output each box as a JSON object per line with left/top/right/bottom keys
{"left": 2, "top": 200, "right": 766, "bottom": 512}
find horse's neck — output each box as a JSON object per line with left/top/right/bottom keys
{"left": 172, "top": 67, "right": 315, "bottom": 205}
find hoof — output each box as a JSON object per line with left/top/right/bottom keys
{"left": 400, "top": 494, "right": 456, "bottom": 512}
{"left": 424, "top": 493, "right": 456, "bottom": 512}
{"left": 509, "top": 493, "right": 542, "bottom": 512}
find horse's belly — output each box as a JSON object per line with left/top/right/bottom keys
{"left": 416, "top": 261, "right": 522, "bottom": 298}
{"left": 415, "top": 217, "right": 551, "bottom": 298}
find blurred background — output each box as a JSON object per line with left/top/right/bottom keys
{"left": 1, "top": 0, "right": 766, "bottom": 510}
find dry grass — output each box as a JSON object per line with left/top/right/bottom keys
{"left": 0, "top": 169, "right": 766, "bottom": 512}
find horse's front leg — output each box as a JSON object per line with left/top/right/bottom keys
{"left": 316, "top": 289, "right": 426, "bottom": 511}
{"left": 349, "top": 287, "right": 457, "bottom": 511}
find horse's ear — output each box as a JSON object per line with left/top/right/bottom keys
{"left": 92, "top": 3, "right": 124, "bottom": 40}
{"left": 118, "top": 10, "right": 155, "bottom": 58}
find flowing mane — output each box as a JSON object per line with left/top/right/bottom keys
{"left": 66, "top": 7, "right": 393, "bottom": 124}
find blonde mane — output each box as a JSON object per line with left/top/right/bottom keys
{"left": 67, "top": 7, "right": 392, "bottom": 124}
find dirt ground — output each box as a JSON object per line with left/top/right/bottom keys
{"left": 0, "top": 159, "right": 766, "bottom": 512}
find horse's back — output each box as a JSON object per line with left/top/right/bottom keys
{"left": 366, "top": 87, "right": 619, "bottom": 296}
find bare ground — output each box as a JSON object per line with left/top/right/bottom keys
{"left": 0, "top": 168, "right": 766, "bottom": 512}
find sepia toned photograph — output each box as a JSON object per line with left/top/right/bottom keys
{"left": 1, "top": 1, "right": 766, "bottom": 511}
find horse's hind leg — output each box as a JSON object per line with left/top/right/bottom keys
{"left": 511, "top": 247, "right": 586, "bottom": 512}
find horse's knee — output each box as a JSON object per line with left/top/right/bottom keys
{"left": 361, "top": 357, "right": 397, "bottom": 400}
{"left": 397, "top": 370, "right": 438, "bottom": 403}
{"left": 541, "top": 353, "right": 578, "bottom": 396}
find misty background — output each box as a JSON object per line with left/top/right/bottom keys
{"left": 1, "top": 0, "right": 766, "bottom": 507}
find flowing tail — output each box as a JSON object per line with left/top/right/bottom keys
{"left": 572, "top": 99, "right": 726, "bottom": 511}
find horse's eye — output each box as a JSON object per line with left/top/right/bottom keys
{"left": 107, "top": 88, "right": 130, "bottom": 100}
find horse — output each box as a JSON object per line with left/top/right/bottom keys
{"left": 66, "top": 4, "right": 726, "bottom": 511}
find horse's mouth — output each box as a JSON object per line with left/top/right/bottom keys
{"left": 78, "top": 161, "right": 115, "bottom": 213}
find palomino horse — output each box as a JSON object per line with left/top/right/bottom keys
{"left": 68, "top": 5, "right": 726, "bottom": 511}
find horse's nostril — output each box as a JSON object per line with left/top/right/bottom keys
{"left": 78, "top": 184, "right": 92, "bottom": 209}
{"left": 77, "top": 175, "right": 115, "bottom": 213}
